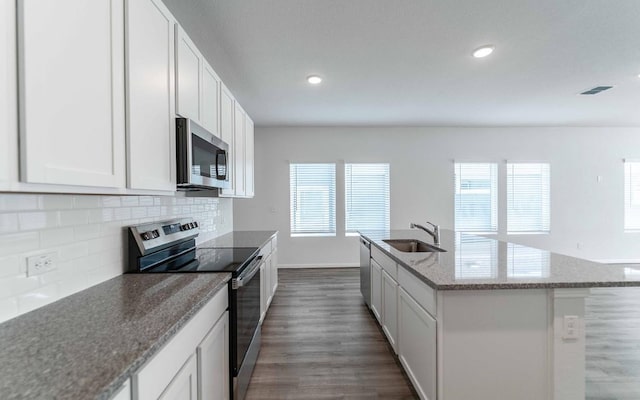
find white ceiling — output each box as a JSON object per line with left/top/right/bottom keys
{"left": 165, "top": 0, "right": 640, "bottom": 127}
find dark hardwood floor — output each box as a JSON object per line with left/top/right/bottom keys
{"left": 247, "top": 268, "right": 640, "bottom": 399}
{"left": 246, "top": 268, "right": 417, "bottom": 400}
{"left": 586, "top": 286, "right": 640, "bottom": 400}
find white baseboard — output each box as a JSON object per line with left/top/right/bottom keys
{"left": 276, "top": 263, "right": 359, "bottom": 269}
{"left": 592, "top": 258, "right": 640, "bottom": 264}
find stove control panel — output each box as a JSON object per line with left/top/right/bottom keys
{"left": 129, "top": 218, "right": 200, "bottom": 255}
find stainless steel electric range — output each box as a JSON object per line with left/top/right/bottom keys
{"left": 127, "top": 218, "right": 262, "bottom": 400}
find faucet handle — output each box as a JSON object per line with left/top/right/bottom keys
{"left": 425, "top": 221, "right": 438, "bottom": 229}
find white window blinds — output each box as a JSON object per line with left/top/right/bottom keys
{"left": 507, "top": 163, "right": 550, "bottom": 233}
{"left": 345, "top": 163, "right": 390, "bottom": 234}
{"left": 454, "top": 163, "right": 498, "bottom": 232}
{"left": 290, "top": 163, "right": 336, "bottom": 236}
{"left": 624, "top": 161, "right": 640, "bottom": 231}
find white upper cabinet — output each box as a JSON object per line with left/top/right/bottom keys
{"left": 175, "top": 26, "right": 221, "bottom": 137}
{"left": 0, "top": 0, "right": 17, "bottom": 184}
{"left": 125, "top": 0, "right": 176, "bottom": 191}
{"left": 244, "top": 115, "right": 255, "bottom": 198}
{"left": 18, "top": 0, "right": 126, "bottom": 187}
{"left": 219, "top": 84, "right": 235, "bottom": 197}
{"left": 234, "top": 102, "right": 246, "bottom": 197}
{"left": 175, "top": 26, "right": 200, "bottom": 122}
{"left": 201, "top": 62, "right": 221, "bottom": 137}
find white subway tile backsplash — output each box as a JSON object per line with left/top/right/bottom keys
{"left": 18, "top": 283, "right": 59, "bottom": 314}
{"left": 120, "top": 196, "right": 139, "bottom": 207}
{"left": 0, "top": 214, "right": 19, "bottom": 234}
{"left": 0, "top": 195, "right": 39, "bottom": 211}
{"left": 40, "top": 227, "right": 75, "bottom": 248}
{"left": 0, "top": 193, "right": 233, "bottom": 323}
{"left": 39, "top": 195, "right": 73, "bottom": 210}
{"left": 19, "top": 211, "right": 59, "bottom": 231}
{"left": 59, "top": 210, "right": 90, "bottom": 227}
{"left": 101, "top": 196, "right": 121, "bottom": 208}
{"left": 73, "top": 195, "right": 102, "bottom": 209}
{"left": 0, "top": 232, "right": 40, "bottom": 255}
{"left": 0, "top": 298, "right": 18, "bottom": 324}
{"left": 74, "top": 224, "right": 101, "bottom": 240}
{"left": 0, "top": 256, "right": 20, "bottom": 279}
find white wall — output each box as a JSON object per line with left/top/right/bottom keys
{"left": 233, "top": 126, "right": 640, "bottom": 267}
{"left": 0, "top": 194, "right": 232, "bottom": 323}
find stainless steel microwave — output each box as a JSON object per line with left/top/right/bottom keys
{"left": 176, "top": 117, "right": 230, "bottom": 190}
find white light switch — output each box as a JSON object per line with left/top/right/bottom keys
{"left": 563, "top": 315, "right": 580, "bottom": 340}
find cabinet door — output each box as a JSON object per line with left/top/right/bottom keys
{"left": 159, "top": 354, "right": 198, "bottom": 400}
{"left": 264, "top": 254, "right": 273, "bottom": 306}
{"left": 111, "top": 379, "right": 131, "bottom": 400}
{"left": 18, "top": 0, "right": 126, "bottom": 187}
{"left": 244, "top": 114, "right": 254, "bottom": 197}
{"left": 198, "top": 311, "right": 229, "bottom": 400}
{"left": 219, "top": 84, "right": 235, "bottom": 196}
{"left": 233, "top": 102, "right": 246, "bottom": 197}
{"left": 201, "top": 62, "right": 221, "bottom": 137}
{"left": 398, "top": 287, "right": 436, "bottom": 400}
{"left": 259, "top": 261, "right": 266, "bottom": 323}
{"left": 370, "top": 259, "right": 383, "bottom": 323}
{"left": 175, "top": 26, "right": 200, "bottom": 121}
{"left": 382, "top": 269, "right": 398, "bottom": 354}
{"left": 125, "top": 0, "right": 176, "bottom": 191}
{"left": 270, "top": 249, "right": 278, "bottom": 296}
{"left": 1, "top": 0, "right": 17, "bottom": 184}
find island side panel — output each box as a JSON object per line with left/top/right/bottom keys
{"left": 551, "top": 288, "right": 590, "bottom": 400}
{"left": 439, "top": 289, "right": 549, "bottom": 400}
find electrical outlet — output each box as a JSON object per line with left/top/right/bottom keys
{"left": 26, "top": 252, "right": 57, "bottom": 277}
{"left": 563, "top": 315, "right": 579, "bottom": 340}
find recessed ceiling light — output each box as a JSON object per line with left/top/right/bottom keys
{"left": 472, "top": 45, "right": 495, "bottom": 58}
{"left": 307, "top": 75, "right": 322, "bottom": 85}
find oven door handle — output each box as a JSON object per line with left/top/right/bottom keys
{"left": 234, "top": 256, "right": 263, "bottom": 289}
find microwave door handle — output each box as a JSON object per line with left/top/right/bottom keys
{"left": 216, "top": 150, "right": 226, "bottom": 180}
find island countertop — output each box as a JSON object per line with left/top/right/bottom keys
{"left": 360, "top": 229, "right": 640, "bottom": 290}
{"left": 0, "top": 273, "right": 231, "bottom": 400}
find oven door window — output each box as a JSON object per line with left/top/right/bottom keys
{"left": 236, "top": 266, "right": 261, "bottom": 369}
{"left": 191, "top": 134, "right": 226, "bottom": 180}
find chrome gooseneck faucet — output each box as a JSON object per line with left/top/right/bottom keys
{"left": 410, "top": 221, "right": 440, "bottom": 245}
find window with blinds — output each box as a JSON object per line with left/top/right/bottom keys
{"left": 507, "top": 163, "right": 550, "bottom": 233}
{"left": 624, "top": 160, "right": 640, "bottom": 232}
{"left": 454, "top": 163, "right": 498, "bottom": 232}
{"left": 345, "top": 163, "right": 390, "bottom": 234}
{"left": 290, "top": 163, "right": 336, "bottom": 236}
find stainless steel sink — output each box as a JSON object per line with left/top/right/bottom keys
{"left": 383, "top": 239, "right": 446, "bottom": 253}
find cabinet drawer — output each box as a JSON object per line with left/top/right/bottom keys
{"left": 398, "top": 266, "right": 436, "bottom": 317}
{"left": 135, "top": 285, "right": 228, "bottom": 400}
{"left": 258, "top": 240, "right": 272, "bottom": 257}
{"left": 371, "top": 246, "right": 397, "bottom": 280}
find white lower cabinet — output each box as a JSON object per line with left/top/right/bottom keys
{"left": 134, "top": 286, "right": 228, "bottom": 400}
{"left": 159, "top": 354, "right": 198, "bottom": 400}
{"left": 398, "top": 287, "right": 437, "bottom": 400}
{"left": 381, "top": 269, "right": 398, "bottom": 354}
{"left": 370, "top": 259, "right": 383, "bottom": 323}
{"left": 111, "top": 379, "right": 131, "bottom": 400}
{"left": 260, "top": 237, "right": 278, "bottom": 324}
{"left": 198, "top": 311, "right": 230, "bottom": 400}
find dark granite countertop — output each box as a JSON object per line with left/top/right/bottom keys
{"left": 198, "top": 230, "right": 277, "bottom": 249}
{"left": 0, "top": 273, "right": 231, "bottom": 400}
{"left": 360, "top": 229, "right": 640, "bottom": 290}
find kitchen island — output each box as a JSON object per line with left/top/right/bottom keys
{"left": 359, "top": 229, "right": 640, "bottom": 400}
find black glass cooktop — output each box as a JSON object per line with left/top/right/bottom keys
{"left": 195, "top": 247, "right": 259, "bottom": 273}
{"left": 144, "top": 246, "right": 259, "bottom": 275}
